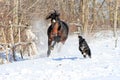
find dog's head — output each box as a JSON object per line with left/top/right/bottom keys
{"left": 78, "top": 36, "right": 84, "bottom": 42}
{"left": 78, "top": 36, "right": 83, "bottom": 40}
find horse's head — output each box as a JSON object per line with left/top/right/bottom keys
{"left": 46, "top": 10, "right": 60, "bottom": 23}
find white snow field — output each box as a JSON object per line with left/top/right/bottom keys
{"left": 0, "top": 30, "right": 120, "bottom": 80}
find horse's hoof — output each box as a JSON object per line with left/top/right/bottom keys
{"left": 47, "top": 54, "right": 50, "bottom": 57}
{"left": 47, "top": 49, "right": 51, "bottom": 57}
{"left": 50, "top": 46, "right": 54, "bottom": 50}
{"left": 47, "top": 51, "right": 50, "bottom": 57}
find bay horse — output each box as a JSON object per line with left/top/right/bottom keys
{"left": 46, "top": 10, "right": 69, "bottom": 57}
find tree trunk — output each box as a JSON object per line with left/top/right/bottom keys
{"left": 81, "top": 0, "right": 89, "bottom": 36}
{"left": 90, "top": 0, "right": 96, "bottom": 33}
{"left": 2, "top": 28, "right": 9, "bottom": 62}
{"left": 12, "top": 0, "right": 19, "bottom": 61}
{"left": 114, "top": 0, "right": 118, "bottom": 48}
{"left": 9, "top": 21, "right": 16, "bottom": 61}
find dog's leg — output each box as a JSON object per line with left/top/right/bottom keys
{"left": 82, "top": 49, "right": 87, "bottom": 58}
{"left": 83, "top": 52, "right": 86, "bottom": 58}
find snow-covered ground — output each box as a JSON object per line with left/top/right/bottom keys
{"left": 0, "top": 30, "right": 120, "bottom": 80}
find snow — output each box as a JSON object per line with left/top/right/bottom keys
{"left": 0, "top": 30, "right": 120, "bottom": 80}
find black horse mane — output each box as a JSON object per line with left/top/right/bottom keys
{"left": 46, "top": 10, "right": 60, "bottom": 20}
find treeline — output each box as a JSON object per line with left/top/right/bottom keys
{"left": 0, "top": 0, "right": 119, "bottom": 62}
{"left": 0, "top": 0, "right": 120, "bottom": 33}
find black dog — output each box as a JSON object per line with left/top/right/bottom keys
{"left": 78, "top": 36, "right": 91, "bottom": 58}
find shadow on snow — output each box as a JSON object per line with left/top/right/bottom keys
{"left": 52, "top": 56, "right": 83, "bottom": 61}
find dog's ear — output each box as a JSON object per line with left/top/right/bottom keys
{"left": 78, "top": 36, "right": 84, "bottom": 40}
{"left": 78, "top": 36, "right": 82, "bottom": 38}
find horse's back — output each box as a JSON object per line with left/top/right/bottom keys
{"left": 60, "top": 21, "right": 69, "bottom": 39}
{"left": 61, "top": 21, "right": 69, "bottom": 34}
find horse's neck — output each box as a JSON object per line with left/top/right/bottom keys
{"left": 52, "top": 22, "right": 59, "bottom": 35}
{"left": 51, "top": 18, "right": 62, "bottom": 32}
{"left": 51, "top": 19, "right": 61, "bottom": 27}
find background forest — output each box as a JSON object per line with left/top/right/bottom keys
{"left": 0, "top": 0, "right": 120, "bottom": 62}
{"left": 1, "top": 0, "right": 120, "bottom": 32}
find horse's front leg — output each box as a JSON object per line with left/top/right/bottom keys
{"left": 47, "top": 39, "right": 52, "bottom": 57}
{"left": 47, "top": 38, "right": 57, "bottom": 57}
{"left": 47, "top": 46, "right": 51, "bottom": 57}
{"left": 51, "top": 40, "right": 57, "bottom": 50}
{"left": 51, "top": 35, "right": 60, "bottom": 50}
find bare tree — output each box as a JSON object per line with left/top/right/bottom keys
{"left": 114, "top": 0, "right": 118, "bottom": 47}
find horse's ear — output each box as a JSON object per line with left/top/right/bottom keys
{"left": 54, "top": 9, "right": 60, "bottom": 16}
{"left": 57, "top": 13, "right": 60, "bottom": 16}
{"left": 54, "top": 9, "right": 57, "bottom": 13}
